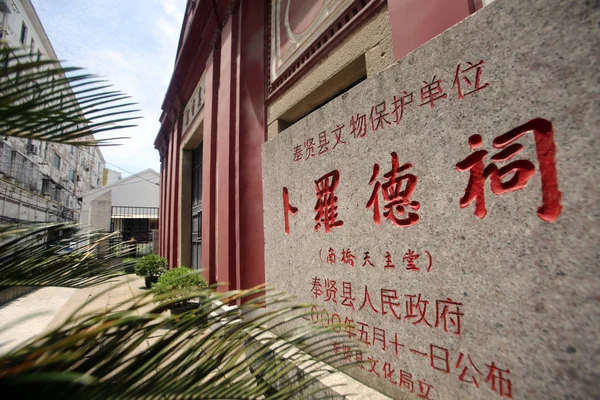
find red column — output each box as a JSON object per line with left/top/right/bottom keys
{"left": 388, "top": 0, "right": 472, "bottom": 60}
{"left": 164, "top": 134, "right": 173, "bottom": 267}
{"left": 237, "top": 0, "right": 266, "bottom": 291}
{"left": 159, "top": 161, "right": 165, "bottom": 256}
{"left": 201, "top": 47, "right": 220, "bottom": 284}
{"left": 215, "top": 14, "right": 239, "bottom": 291}
{"left": 166, "top": 123, "right": 180, "bottom": 268}
{"left": 168, "top": 120, "right": 181, "bottom": 268}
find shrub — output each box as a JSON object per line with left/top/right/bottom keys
{"left": 133, "top": 254, "right": 168, "bottom": 278}
{"left": 152, "top": 267, "right": 208, "bottom": 307}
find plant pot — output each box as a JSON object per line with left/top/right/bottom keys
{"left": 169, "top": 303, "right": 197, "bottom": 316}
{"left": 166, "top": 302, "right": 208, "bottom": 326}
{"left": 145, "top": 275, "right": 159, "bottom": 289}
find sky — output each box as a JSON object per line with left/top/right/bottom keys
{"left": 31, "top": 0, "right": 187, "bottom": 176}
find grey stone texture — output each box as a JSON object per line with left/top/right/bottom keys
{"left": 261, "top": 0, "right": 600, "bottom": 399}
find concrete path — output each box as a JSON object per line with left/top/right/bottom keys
{"left": 0, "top": 286, "right": 77, "bottom": 354}
{"left": 0, "top": 274, "right": 150, "bottom": 355}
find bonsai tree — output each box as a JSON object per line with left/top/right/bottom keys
{"left": 133, "top": 254, "right": 168, "bottom": 288}
{"left": 152, "top": 266, "right": 208, "bottom": 309}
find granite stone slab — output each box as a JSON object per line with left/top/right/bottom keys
{"left": 262, "top": 0, "right": 600, "bottom": 398}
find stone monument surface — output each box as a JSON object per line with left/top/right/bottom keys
{"left": 262, "top": 0, "right": 599, "bottom": 398}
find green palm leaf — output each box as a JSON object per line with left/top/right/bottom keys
{"left": 0, "top": 42, "right": 362, "bottom": 399}
{"left": 0, "top": 44, "right": 140, "bottom": 145}
{"left": 0, "top": 285, "right": 359, "bottom": 399}
{"left": 0, "top": 223, "right": 123, "bottom": 288}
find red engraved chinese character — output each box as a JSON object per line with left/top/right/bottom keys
{"left": 384, "top": 251, "right": 395, "bottom": 269}
{"left": 324, "top": 279, "right": 338, "bottom": 303}
{"left": 399, "top": 370, "right": 414, "bottom": 392}
{"left": 282, "top": 187, "right": 298, "bottom": 235}
{"left": 310, "top": 277, "right": 322, "bottom": 299}
{"left": 317, "top": 131, "right": 329, "bottom": 155}
{"left": 485, "top": 362, "right": 512, "bottom": 398}
{"left": 456, "top": 353, "right": 482, "bottom": 388}
{"left": 435, "top": 298, "right": 464, "bottom": 336}
{"left": 332, "top": 341, "right": 341, "bottom": 354}
{"left": 392, "top": 91, "right": 413, "bottom": 123}
{"left": 403, "top": 249, "right": 420, "bottom": 271}
{"left": 314, "top": 170, "right": 344, "bottom": 233}
{"left": 344, "top": 316, "right": 356, "bottom": 338}
{"left": 331, "top": 124, "right": 346, "bottom": 149}
{"left": 367, "top": 152, "right": 420, "bottom": 227}
{"left": 350, "top": 113, "right": 367, "bottom": 138}
{"left": 410, "top": 348, "right": 428, "bottom": 358}
{"left": 327, "top": 248, "right": 336, "bottom": 264}
{"left": 362, "top": 251, "right": 375, "bottom": 267}
{"left": 389, "top": 332, "right": 405, "bottom": 357}
{"left": 417, "top": 379, "right": 434, "bottom": 400}
{"left": 357, "top": 321, "right": 370, "bottom": 345}
{"left": 382, "top": 362, "right": 398, "bottom": 384}
{"left": 456, "top": 119, "right": 562, "bottom": 222}
{"left": 380, "top": 289, "right": 402, "bottom": 320}
{"left": 341, "top": 281, "right": 355, "bottom": 310}
{"left": 372, "top": 326, "right": 387, "bottom": 351}
{"left": 454, "top": 60, "right": 490, "bottom": 100}
{"left": 342, "top": 345, "right": 353, "bottom": 362}
{"left": 304, "top": 138, "right": 315, "bottom": 159}
{"left": 367, "top": 357, "right": 381, "bottom": 377}
{"left": 359, "top": 286, "right": 379, "bottom": 314}
{"left": 456, "top": 134, "right": 489, "bottom": 218}
{"left": 405, "top": 294, "right": 432, "bottom": 327}
{"left": 341, "top": 248, "right": 356, "bottom": 266}
{"left": 355, "top": 350, "right": 365, "bottom": 369}
{"left": 370, "top": 101, "right": 390, "bottom": 131}
{"left": 293, "top": 144, "right": 303, "bottom": 162}
{"left": 430, "top": 344, "right": 450, "bottom": 373}
{"left": 420, "top": 75, "right": 447, "bottom": 109}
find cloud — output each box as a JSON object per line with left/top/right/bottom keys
{"left": 31, "top": 0, "right": 187, "bottom": 176}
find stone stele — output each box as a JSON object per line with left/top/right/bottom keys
{"left": 261, "top": 0, "right": 600, "bottom": 398}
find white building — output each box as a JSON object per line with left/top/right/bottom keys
{"left": 80, "top": 169, "right": 159, "bottom": 255}
{"left": 0, "top": 0, "right": 105, "bottom": 224}
{"left": 102, "top": 168, "right": 122, "bottom": 187}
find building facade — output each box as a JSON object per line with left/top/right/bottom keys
{"left": 0, "top": 0, "right": 105, "bottom": 224}
{"left": 155, "top": 0, "right": 498, "bottom": 289}
{"left": 102, "top": 168, "right": 123, "bottom": 187}
{"left": 80, "top": 169, "right": 159, "bottom": 256}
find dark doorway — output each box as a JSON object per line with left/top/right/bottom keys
{"left": 191, "top": 143, "right": 203, "bottom": 270}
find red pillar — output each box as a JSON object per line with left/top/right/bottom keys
{"left": 388, "top": 0, "right": 472, "bottom": 60}
{"left": 215, "top": 13, "right": 239, "bottom": 291}
{"left": 164, "top": 134, "right": 173, "bottom": 266}
{"left": 201, "top": 47, "right": 220, "bottom": 284}
{"left": 237, "top": 0, "right": 266, "bottom": 291}
{"left": 168, "top": 121, "right": 181, "bottom": 268}
{"left": 159, "top": 161, "right": 165, "bottom": 256}
{"left": 166, "top": 123, "right": 180, "bottom": 268}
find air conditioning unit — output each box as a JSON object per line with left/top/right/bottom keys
{"left": 27, "top": 144, "right": 38, "bottom": 155}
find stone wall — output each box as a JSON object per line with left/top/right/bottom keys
{"left": 262, "top": 0, "right": 600, "bottom": 398}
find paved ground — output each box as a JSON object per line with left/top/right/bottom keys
{"left": 0, "top": 286, "right": 77, "bottom": 354}
{"left": 0, "top": 274, "right": 150, "bottom": 355}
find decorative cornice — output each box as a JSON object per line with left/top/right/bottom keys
{"left": 267, "top": 0, "right": 384, "bottom": 102}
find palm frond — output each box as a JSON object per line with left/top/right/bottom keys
{"left": 0, "top": 283, "right": 361, "bottom": 399}
{"left": 0, "top": 223, "right": 123, "bottom": 288}
{"left": 0, "top": 44, "right": 139, "bottom": 145}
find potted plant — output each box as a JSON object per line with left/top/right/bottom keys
{"left": 133, "top": 254, "right": 168, "bottom": 288}
{"left": 151, "top": 267, "right": 208, "bottom": 314}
